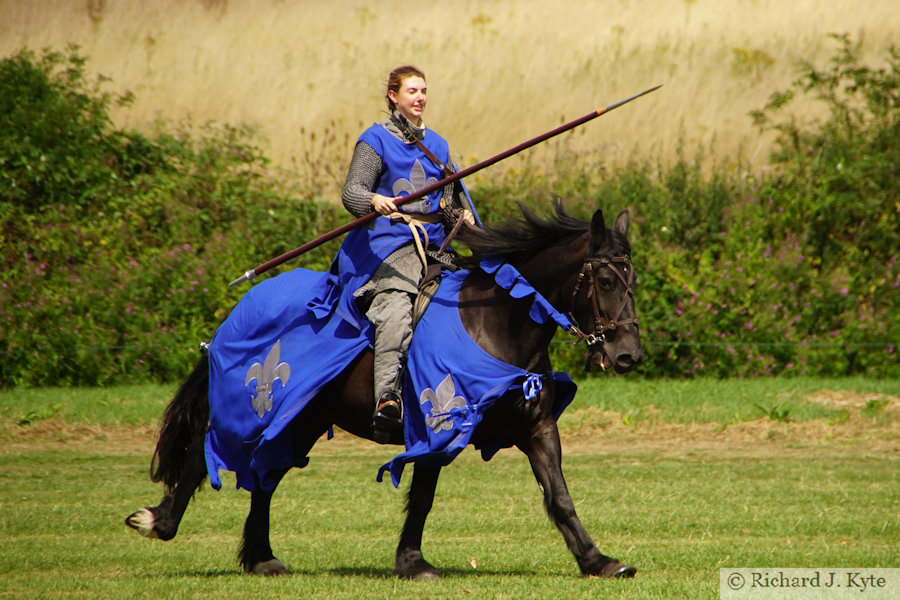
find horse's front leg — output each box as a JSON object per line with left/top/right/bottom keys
{"left": 395, "top": 464, "right": 441, "bottom": 579}
{"left": 241, "top": 412, "right": 331, "bottom": 575}
{"left": 523, "top": 419, "right": 636, "bottom": 578}
{"left": 240, "top": 469, "right": 289, "bottom": 576}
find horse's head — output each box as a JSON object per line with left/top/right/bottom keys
{"left": 569, "top": 209, "right": 643, "bottom": 373}
{"left": 455, "top": 202, "right": 642, "bottom": 374}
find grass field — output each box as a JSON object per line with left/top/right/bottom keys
{"left": 3, "top": 1, "right": 900, "bottom": 195}
{"left": 1, "top": 378, "right": 897, "bottom": 599}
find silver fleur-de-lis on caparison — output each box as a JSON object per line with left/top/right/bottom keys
{"left": 245, "top": 339, "right": 291, "bottom": 418}
{"left": 392, "top": 159, "right": 438, "bottom": 213}
{"left": 419, "top": 374, "right": 467, "bottom": 433}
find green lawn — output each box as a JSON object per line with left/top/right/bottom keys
{"left": 0, "top": 378, "right": 897, "bottom": 599}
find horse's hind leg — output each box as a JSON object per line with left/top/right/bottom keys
{"left": 125, "top": 439, "right": 207, "bottom": 541}
{"left": 395, "top": 464, "right": 441, "bottom": 580}
{"left": 240, "top": 469, "right": 289, "bottom": 576}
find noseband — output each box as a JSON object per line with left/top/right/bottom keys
{"left": 568, "top": 255, "right": 638, "bottom": 350}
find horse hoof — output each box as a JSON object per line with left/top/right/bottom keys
{"left": 612, "top": 564, "right": 637, "bottom": 578}
{"left": 249, "top": 558, "right": 288, "bottom": 576}
{"left": 595, "top": 561, "right": 637, "bottom": 578}
{"left": 125, "top": 508, "right": 159, "bottom": 539}
{"left": 411, "top": 568, "right": 441, "bottom": 580}
{"left": 395, "top": 553, "right": 441, "bottom": 580}
{"left": 398, "top": 566, "right": 441, "bottom": 580}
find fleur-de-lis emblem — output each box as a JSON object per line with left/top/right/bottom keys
{"left": 245, "top": 339, "right": 291, "bottom": 418}
{"left": 392, "top": 159, "right": 438, "bottom": 213}
{"left": 419, "top": 374, "right": 467, "bottom": 433}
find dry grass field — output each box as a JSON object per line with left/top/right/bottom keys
{"left": 3, "top": 0, "right": 899, "bottom": 197}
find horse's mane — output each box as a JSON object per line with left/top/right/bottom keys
{"left": 455, "top": 200, "right": 591, "bottom": 267}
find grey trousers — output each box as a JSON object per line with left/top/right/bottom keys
{"left": 356, "top": 249, "right": 422, "bottom": 402}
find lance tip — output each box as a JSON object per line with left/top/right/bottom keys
{"left": 228, "top": 269, "right": 256, "bottom": 288}
{"left": 601, "top": 83, "right": 663, "bottom": 113}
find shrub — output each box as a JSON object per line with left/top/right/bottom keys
{"left": 534, "top": 35, "right": 899, "bottom": 378}
{"left": 601, "top": 34, "right": 899, "bottom": 378}
{"left": 2, "top": 36, "right": 898, "bottom": 386}
{"left": 0, "top": 47, "right": 342, "bottom": 386}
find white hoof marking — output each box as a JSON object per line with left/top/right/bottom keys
{"left": 128, "top": 508, "right": 159, "bottom": 539}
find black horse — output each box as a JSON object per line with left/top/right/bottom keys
{"left": 126, "top": 203, "right": 643, "bottom": 579}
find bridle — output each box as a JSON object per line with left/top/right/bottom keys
{"left": 567, "top": 254, "right": 638, "bottom": 351}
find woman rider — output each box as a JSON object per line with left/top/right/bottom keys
{"left": 339, "top": 65, "right": 474, "bottom": 438}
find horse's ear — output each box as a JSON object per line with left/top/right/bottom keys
{"left": 590, "top": 209, "right": 607, "bottom": 246}
{"left": 613, "top": 209, "right": 630, "bottom": 238}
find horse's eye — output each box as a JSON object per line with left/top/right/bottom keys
{"left": 597, "top": 278, "right": 614, "bottom": 291}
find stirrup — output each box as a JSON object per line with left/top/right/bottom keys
{"left": 375, "top": 391, "right": 402, "bottom": 422}
{"left": 373, "top": 390, "right": 402, "bottom": 430}
{"left": 373, "top": 390, "right": 402, "bottom": 444}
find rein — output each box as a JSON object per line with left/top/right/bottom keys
{"left": 568, "top": 254, "right": 638, "bottom": 350}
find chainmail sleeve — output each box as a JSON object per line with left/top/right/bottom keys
{"left": 440, "top": 158, "right": 469, "bottom": 231}
{"left": 342, "top": 141, "right": 383, "bottom": 218}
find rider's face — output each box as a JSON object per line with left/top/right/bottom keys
{"left": 388, "top": 76, "right": 427, "bottom": 126}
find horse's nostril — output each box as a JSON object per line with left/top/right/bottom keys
{"left": 616, "top": 352, "right": 643, "bottom": 369}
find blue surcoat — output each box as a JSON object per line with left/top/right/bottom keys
{"left": 204, "top": 259, "right": 577, "bottom": 491}
{"left": 332, "top": 123, "right": 451, "bottom": 327}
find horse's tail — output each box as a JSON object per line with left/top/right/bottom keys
{"left": 149, "top": 354, "right": 210, "bottom": 491}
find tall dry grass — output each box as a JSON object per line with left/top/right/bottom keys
{"left": 2, "top": 0, "right": 898, "bottom": 198}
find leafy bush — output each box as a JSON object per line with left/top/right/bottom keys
{"left": 543, "top": 34, "right": 899, "bottom": 378}
{"left": 0, "top": 47, "right": 342, "bottom": 386}
{"left": 2, "top": 36, "right": 898, "bottom": 386}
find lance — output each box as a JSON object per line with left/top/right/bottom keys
{"left": 229, "top": 84, "right": 662, "bottom": 287}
